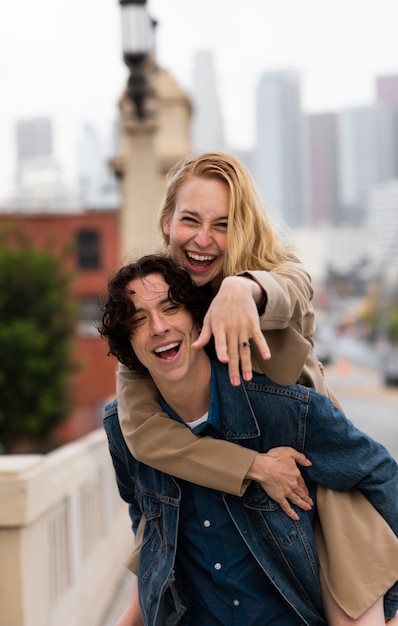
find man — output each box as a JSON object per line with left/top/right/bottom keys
{"left": 100, "top": 255, "right": 398, "bottom": 626}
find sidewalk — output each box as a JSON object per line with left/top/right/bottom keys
{"left": 100, "top": 569, "right": 135, "bottom": 626}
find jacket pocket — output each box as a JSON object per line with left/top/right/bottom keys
{"left": 243, "top": 480, "right": 280, "bottom": 511}
{"left": 155, "top": 576, "right": 187, "bottom": 626}
{"left": 242, "top": 482, "right": 301, "bottom": 546}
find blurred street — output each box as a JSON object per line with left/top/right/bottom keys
{"left": 321, "top": 327, "right": 398, "bottom": 459}
{"left": 324, "top": 357, "right": 398, "bottom": 460}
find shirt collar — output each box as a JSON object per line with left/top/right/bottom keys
{"left": 158, "top": 362, "right": 221, "bottom": 434}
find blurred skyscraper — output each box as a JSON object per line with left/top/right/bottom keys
{"left": 15, "top": 117, "right": 69, "bottom": 211}
{"left": 337, "top": 104, "right": 396, "bottom": 224}
{"left": 190, "top": 50, "right": 225, "bottom": 151}
{"left": 368, "top": 179, "right": 398, "bottom": 269}
{"left": 76, "top": 120, "right": 121, "bottom": 209}
{"left": 376, "top": 74, "right": 398, "bottom": 177}
{"left": 16, "top": 117, "right": 52, "bottom": 163}
{"left": 307, "top": 112, "right": 339, "bottom": 224}
{"left": 377, "top": 74, "right": 398, "bottom": 107}
{"left": 77, "top": 123, "right": 106, "bottom": 205}
{"left": 254, "top": 71, "right": 307, "bottom": 227}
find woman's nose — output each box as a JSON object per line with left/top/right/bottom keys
{"left": 194, "top": 226, "right": 213, "bottom": 248}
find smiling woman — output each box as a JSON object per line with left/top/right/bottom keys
{"left": 162, "top": 176, "right": 229, "bottom": 288}
{"left": 113, "top": 152, "right": 398, "bottom": 625}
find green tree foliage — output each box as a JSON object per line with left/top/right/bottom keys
{"left": 387, "top": 307, "right": 398, "bottom": 343}
{"left": 0, "top": 225, "right": 76, "bottom": 452}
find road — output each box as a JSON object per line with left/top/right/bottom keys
{"left": 324, "top": 358, "right": 398, "bottom": 460}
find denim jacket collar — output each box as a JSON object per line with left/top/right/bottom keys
{"left": 213, "top": 360, "right": 262, "bottom": 440}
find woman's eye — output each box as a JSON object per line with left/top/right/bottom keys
{"left": 181, "top": 216, "right": 197, "bottom": 224}
{"left": 216, "top": 222, "right": 228, "bottom": 229}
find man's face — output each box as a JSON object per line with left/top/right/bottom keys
{"left": 127, "top": 273, "right": 203, "bottom": 388}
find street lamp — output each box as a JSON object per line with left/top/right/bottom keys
{"left": 119, "top": 0, "right": 156, "bottom": 119}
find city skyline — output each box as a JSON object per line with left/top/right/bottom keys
{"left": 1, "top": 0, "right": 398, "bottom": 201}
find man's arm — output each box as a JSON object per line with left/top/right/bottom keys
{"left": 115, "top": 578, "right": 143, "bottom": 626}
{"left": 305, "top": 391, "right": 398, "bottom": 532}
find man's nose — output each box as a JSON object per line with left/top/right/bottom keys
{"left": 149, "top": 314, "right": 169, "bottom": 336}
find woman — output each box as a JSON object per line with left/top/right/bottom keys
{"left": 117, "top": 152, "right": 398, "bottom": 624}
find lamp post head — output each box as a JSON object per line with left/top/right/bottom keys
{"left": 118, "top": 0, "right": 156, "bottom": 119}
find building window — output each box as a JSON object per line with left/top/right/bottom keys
{"left": 77, "top": 230, "right": 100, "bottom": 269}
{"left": 78, "top": 297, "right": 102, "bottom": 337}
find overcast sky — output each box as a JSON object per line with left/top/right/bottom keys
{"left": 1, "top": 0, "right": 398, "bottom": 199}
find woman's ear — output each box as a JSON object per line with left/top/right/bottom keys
{"left": 162, "top": 216, "right": 170, "bottom": 237}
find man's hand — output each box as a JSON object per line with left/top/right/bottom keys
{"left": 192, "top": 276, "right": 270, "bottom": 386}
{"left": 245, "top": 447, "right": 313, "bottom": 521}
{"left": 115, "top": 578, "right": 144, "bottom": 626}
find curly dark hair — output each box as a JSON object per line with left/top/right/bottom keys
{"left": 98, "top": 254, "right": 213, "bottom": 374}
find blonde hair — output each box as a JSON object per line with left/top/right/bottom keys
{"left": 159, "top": 151, "right": 298, "bottom": 277}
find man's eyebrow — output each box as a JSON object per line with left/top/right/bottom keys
{"left": 132, "top": 295, "right": 173, "bottom": 314}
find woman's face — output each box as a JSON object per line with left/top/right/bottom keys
{"left": 162, "top": 176, "right": 229, "bottom": 288}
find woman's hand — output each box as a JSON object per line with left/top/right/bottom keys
{"left": 192, "top": 276, "right": 270, "bottom": 385}
{"left": 246, "top": 447, "right": 313, "bottom": 521}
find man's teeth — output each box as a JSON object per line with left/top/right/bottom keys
{"left": 187, "top": 252, "right": 214, "bottom": 261}
{"left": 154, "top": 342, "right": 179, "bottom": 354}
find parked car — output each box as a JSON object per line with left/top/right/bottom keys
{"left": 314, "top": 324, "right": 334, "bottom": 366}
{"left": 381, "top": 347, "right": 398, "bottom": 386}
{"left": 314, "top": 337, "right": 333, "bottom": 366}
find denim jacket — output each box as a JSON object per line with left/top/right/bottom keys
{"left": 104, "top": 361, "right": 398, "bottom": 625}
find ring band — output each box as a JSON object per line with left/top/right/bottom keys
{"left": 240, "top": 341, "right": 249, "bottom": 348}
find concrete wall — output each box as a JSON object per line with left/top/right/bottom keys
{"left": 0, "top": 430, "right": 132, "bottom": 626}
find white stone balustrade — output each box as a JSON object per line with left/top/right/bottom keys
{"left": 0, "top": 429, "right": 132, "bottom": 626}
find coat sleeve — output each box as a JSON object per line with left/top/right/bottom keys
{"left": 117, "top": 363, "right": 256, "bottom": 496}
{"left": 242, "top": 261, "right": 314, "bottom": 385}
{"left": 242, "top": 261, "right": 314, "bottom": 330}
{"left": 116, "top": 261, "right": 315, "bottom": 491}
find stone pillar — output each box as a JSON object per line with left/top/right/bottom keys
{"left": 155, "top": 67, "right": 193, "bottom": 183}
{"left": 113, "top": 100, "right": 160, "bottom": 262}
{"left": 110, "top": 57, "right": 192, "bottom": 262}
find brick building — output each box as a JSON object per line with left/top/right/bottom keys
{"left": 0, "top": 209, "right": 120, "bottom": 445}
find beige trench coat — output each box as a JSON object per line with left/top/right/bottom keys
{"left": 117, "top": 261, "right": 398, "bottom": 618}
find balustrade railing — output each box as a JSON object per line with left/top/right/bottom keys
{"left": 0, "top": 429, "right": 132, "bottom": 626}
